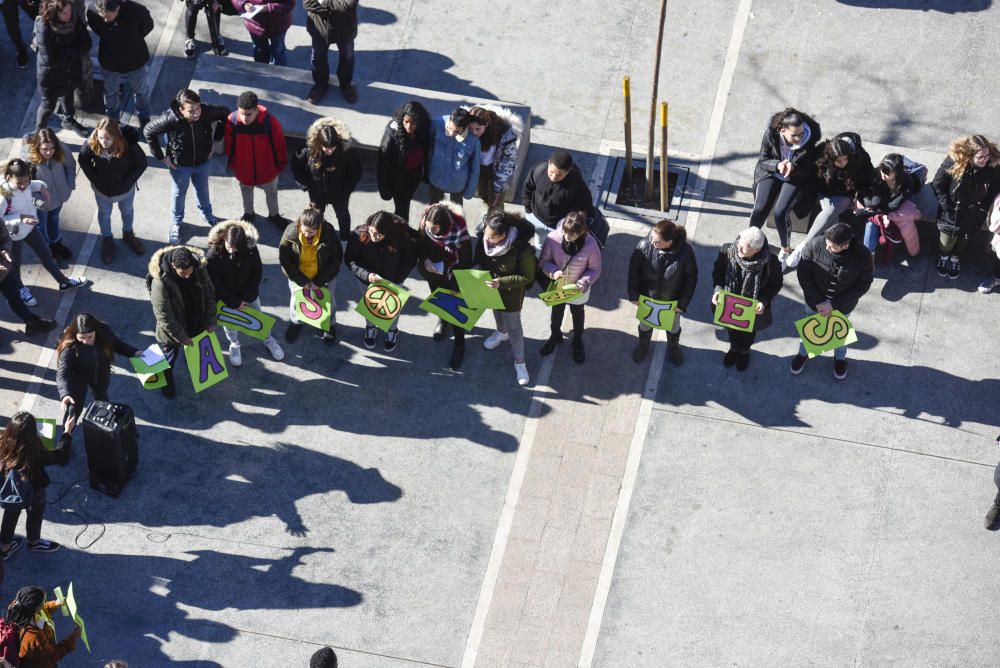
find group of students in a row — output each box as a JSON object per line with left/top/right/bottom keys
{"left": 748, "top": 108, "right": 1000, "bottom": 290}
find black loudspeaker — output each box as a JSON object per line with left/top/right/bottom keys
{"left": 81, "top": 401, "right": 138, "bottom": 497}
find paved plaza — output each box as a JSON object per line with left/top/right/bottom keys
{"left": 1, "top": 1, "right": 999, "bottom": 666}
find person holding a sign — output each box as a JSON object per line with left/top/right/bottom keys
{"left": 475, "top": 212, "right": 536, "bottom": 386}
{"left": 345, "top": 211, "right": 416, "bottom": 351}
{"left": 711, "top": 227, "right": 782, "bottom": 371}
{"left": 206, "top": 220, "right": 284, "bottom": 366}
{"left": 0, "top": 412, "right": 62, "bottom": 559}
{"left": 538, "top": 211, "right": 602, "bottom": 362}
{"left": 7, "top": 586, "right": 80, "bottom": 663}
{"left": 415, "top": 203, "right": 473, "bottom": 369}
{"left": 232, "top": 0, "right": 293, "bottom": 65}
{"left": 790, "top": 223, "right": 872, "bottom": 379}
{"left": 627, "top": 219, "right": 698, "bottom": 364}
{"left": 279, "top": 208, "right": 342, "bottom": 344}
{"left": 55, "top": 313, "right": 139, "bottom": 449}
{"left": 147, "top": 246, "right": 218, "bottom": 397}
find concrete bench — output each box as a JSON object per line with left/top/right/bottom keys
{"left": 188, "top": 56, "right": 531, "bottom": 201}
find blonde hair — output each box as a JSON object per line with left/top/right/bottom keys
{"left": 25, "top": 129, "right": 65, "bottom": 164}
{"left": 946, "top": 134, "right": 1000, "bottom": 180}
{"left": 87, "top": 117, "right": 127, "bottom": 159}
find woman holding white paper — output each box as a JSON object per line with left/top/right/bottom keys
{"left": 538, "top": 211, "right": 602, "bottom": 363}
{"left": 55, "top": 313, "right": 139, "bottom": 452}
{"left": 206, "top": 219, "right": 284, "bottom": 367}
{"left": 710, "top": 227, "right": 782, "bottom": 372}
{"left": 344, "top": 211, "right": 416, "bottom": 352}
{"left": 414, "top": 203, "right": 473, "bottom": 369}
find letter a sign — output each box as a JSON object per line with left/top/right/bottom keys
{"left": 184, "top": 331, "right": 229, "bottom": 393}
{"left": 713, "top": 290, "right": 757, "bottom": 332}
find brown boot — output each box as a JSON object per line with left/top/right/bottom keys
{"left": 101, "top": 236, "right": 115, "bottom": 264}
{"left": 122, "top": 231, "right": 145, "bottom": 255}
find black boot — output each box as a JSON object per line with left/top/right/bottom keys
{"left": 572, "top": 334, "right": 585, "bottom": 363}
{"left": 723, "top": 348, "right": 738, "bottom": 368}
{"left": 986, "top": 502, "right": 1000, "bottom": 530}
{"left": 433, "top": 319, "right": 451, "bottom": 342}
{"left": 24, "top": 316, "right": 56, "bottom": 336}
{"left": 666, "top": 328, "right": 683, "bottom": 366}
{"left": 539, "top": 331, "right": 563, "bottom": 356}
{"left": 449, "top": 340, "right": 465, "bottom": 370}
{"left": 632, "top": 328, "right": 652, "bottom": 363}
{"left": 161, "top": 367, "right": 176, "bottom": 399}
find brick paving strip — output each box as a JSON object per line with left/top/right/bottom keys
{"left": 462, "top": 221, "right": 668, "bottom": 668}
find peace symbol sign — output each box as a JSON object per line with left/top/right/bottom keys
{"left": 364, "top": 285, "right": 403, "bottom": 320}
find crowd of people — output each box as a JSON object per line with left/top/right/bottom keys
{"left": 3, "top": 1, "right": 1000, "bottom": 662}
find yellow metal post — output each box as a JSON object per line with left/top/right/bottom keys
{"left": 623, "top": 76, "right": 633, "bottom": 187}
{"left": 660, "top": 102, "right": 669, "bottom": 211}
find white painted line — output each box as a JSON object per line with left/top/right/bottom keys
{"left": 460, "top": 352, "right": 556, "bottom": 668}
{"left": 679, "top": 0, "right": 753, "bottom": 241}
{"left": 14, "top": 0, "right": 184, "bottom": 414}
{"left": 577, "top": 2, "right": 754, "bottom": 665}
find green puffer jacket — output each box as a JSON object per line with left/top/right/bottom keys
{"left": 473, "top": 217, "right": 537, "bottom": 312}
{"left": 147, "top": 245, "right": 217, "bottom": 347}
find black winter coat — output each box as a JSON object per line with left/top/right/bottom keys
{"left": 206, "top": 245, "right": 263, "bottom": 309}
{"left": 796, "top": 236, "right": 873, "bottom": 314}
{"left": 626, "top": 238, "right": 698, "bottom": 310}
{"left": 278, "top": 221, "right": 342, "bottom": 287}
{"left": 815, "top": 132, "right": 874, "bottom": 199}
{"left": 344, "top": 227, "right": 417, "bottom": 286}
{"left": 291, "top": 146, "right": 362, "bottom": 206}
{"left": 33, "top": 15, "right": 91, "bottom": 91}
{"left": 85, "top": 0, "right": 153, "bottom": 73}
{"left": 860, "top": 171, "right": 920, "bottom": 215}
{"left": 78, "top": 127, "right": 147, "bottom": 197}
{"left": 144, "top": 100, "right": 230, "bottom": 167}
{"left": 931, "top": 157, "right": 1000, "bottom": 234}
{"left": 522, "top": 162, "right": 593, "bottom": 228}
{"left": 473, "top": 218, "right": 537, "bottom": 312}
{"left": 752, "top": 115, "right": 821, "bottom": 187}
{"left": 377, "top": 120, "right": 430, "bottom": 200}
{"left": 303, "top": 0, "right": 357, "bottom": 43}
{"left": 56, "top": 321, "right": 137, "bottom": 400}
{"left": 711, "top": 245, "right": 783, "bottom": 331}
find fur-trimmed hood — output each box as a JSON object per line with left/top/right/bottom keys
{"left": 306, "top": 117, "right": 353, "bottom": 151}
{"left": 147, "top": 244, "right": 208, "bottom": 280}
{"left": 466, "top": 103, "right": 525, "bottom": 143}
{"left": 206, "top": 219, "right": 260, "bottom": 250}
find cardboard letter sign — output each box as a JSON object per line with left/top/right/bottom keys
{"left": 357, "top": 281, "right": 410, "bottom": 332}
{"left": 184, "top": 331, "right": 228, "bottom": 393}
{"left": 293, "top": 286, "right": 332, "bottom": 331}
{"left": 419, "top": 288, "right": 485, "bottom": 331}
{"left": 216, "top": 301, "right": 276, "bottom": 341}
{"left": 713, "top": 290, "right": 757, "bottom": 332}
{"left": 794, "top": 310, "right": 858, "bottom": 358}
{"left": 636, "top": 295, "right": 677, "bottom": 331}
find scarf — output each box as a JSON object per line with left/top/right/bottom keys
{"left": 724, "top": 241, "right": 770, "bottom": 300}
{"left": 484, "top": 226, "right": 517, "bottom": 257}
{"left": 424, "top": 213, "right": 469, "bottom": 271}
{"left": 50, "top": 14, "right": 76, "bottom": 36}
{"left": 561, "top": 236, "right": 584, "bottom": 256}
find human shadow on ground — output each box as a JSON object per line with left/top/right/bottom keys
{"left": 836, "top": 0, "right": 990, "bottom": 10}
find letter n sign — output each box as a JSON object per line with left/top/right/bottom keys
{"left": 183, "top": 331, "right": 229, "bottom": 393}
{"left": 418, "top": 288, "right": 485, "bottom": 331}
{"left": 713, "top": 290, "right": 757, "bottom": 332}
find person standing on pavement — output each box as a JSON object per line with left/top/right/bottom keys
{"left": 627, "top": 219, "right": 697, "bottom": 365}
{"left": 144, "top": 88, "right": 230, "bottom": 244}
{"left": 0, "top": 412, "right": 64, "bottom": 560}
{"left": 376, "top": 101, "right": 431, "bottom": 222}
{"left": 205, "top": 219, "right": 284, "bottom": 366}
{"left": 146, "top": 245, "right": 217, "bottom": 398}
{"left": 344, "top": 210, "right": 416, "bottom": 352}
{"left": 278, "top": 207, "right": 342, "bottom": 345}
{"left": 223, "top": 91, "right": 289, "bottom": 229}
{"left": 55, "top": 312, "right": 138, "bottom": 450}
{"left": 985, "top": 436, "right": 1000, "bottom": 530}
{"left": 86, "top": 0, "right": 154, "bottom": 128}
{"left": 475, "top": 212, "right": 536, "bottom": 387}
{"left": 303, "top": 0, "right": 357, "bottom": 105}
{"left": 2, "top": 0, "right": 34, "bottom": 69}
{"left": 978, "top": 193, "right": 1000, "bottom": 294}
{"left": 427, "top": 108, "right": 480, "bottom": 208}
{"left": 931, "top": 135, "right": 1000, "bottom": 280}
{"left": 79, "top": 117, "right": 147, "bottom": 264}
{"left": 21, "top": 128, "right": 76, "bottom": 262}
{"left": 710, "top": 227, "right": 782, "bottom": 372}
{"left": 522, "top": 151, "right": 593, "bottom": 252}
{"left": 414, "top": 203, "right": 472, "bottom": 369}
{"left": 8, "top": 586, "right": 80, "bottom": 662}
{"left": 182, "top": 0, "right": 227, "bottom": 58}
{"left": 232, "top": 0, "right": 292, "bottom": 65}
{"left": 537, "top": 210, "right": 602, "bottom": 363}
{"left": 2, "top": 159, "right": 88, "bottom": 306}
{"left": 32, "top": 0, "right": 91, "bottom": 137}
{"left": 291, "top": 117, "right": 361, "bottom": 242}
{"left": 747, "top": 108, "right": 821, "bottom": 266}
{"left": 0, "top": 219, "right": 57, "bottom": 337}
{"left": 467, "top": 105, "right": 524, "bottom": 213}
{"left": 789, "top": 222, "right": 872, "bottom": 380}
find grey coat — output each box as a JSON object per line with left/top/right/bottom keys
{"left": 21, "top": 135, "right": 76, "bottom": 211}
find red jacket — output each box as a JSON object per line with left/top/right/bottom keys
{"left": 223, "top": 105, "right": 288, "bottom": 186}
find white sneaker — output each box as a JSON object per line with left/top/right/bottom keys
{"left": 778, "top": 248, "right": 791, "bottom": 266}
{"left": 168, "top": 224, "right": 180, "bottom": 245}
{"left": 264, "top": 336, "right": 284, "bottom": 360}
{"left": 19, "top": 287, "right": 37, "bottom": 306}
{"left": 514, "top": 362, "right": 529, "bottom": 386}
{"left": 229, "top": 343, "right": 242, "bottom": 367}
{"left": 483, "top": 331, "right": 509, "bottom": 350}
{"left": 784, "top": 248, "right": 801, "bottom": 269}
{"left": 978, "top": 277, "right": 1000, "bottom": 294}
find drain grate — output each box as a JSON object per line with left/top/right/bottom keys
{"left": 598, "top": 151, "right": 693, "bottom": 224}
